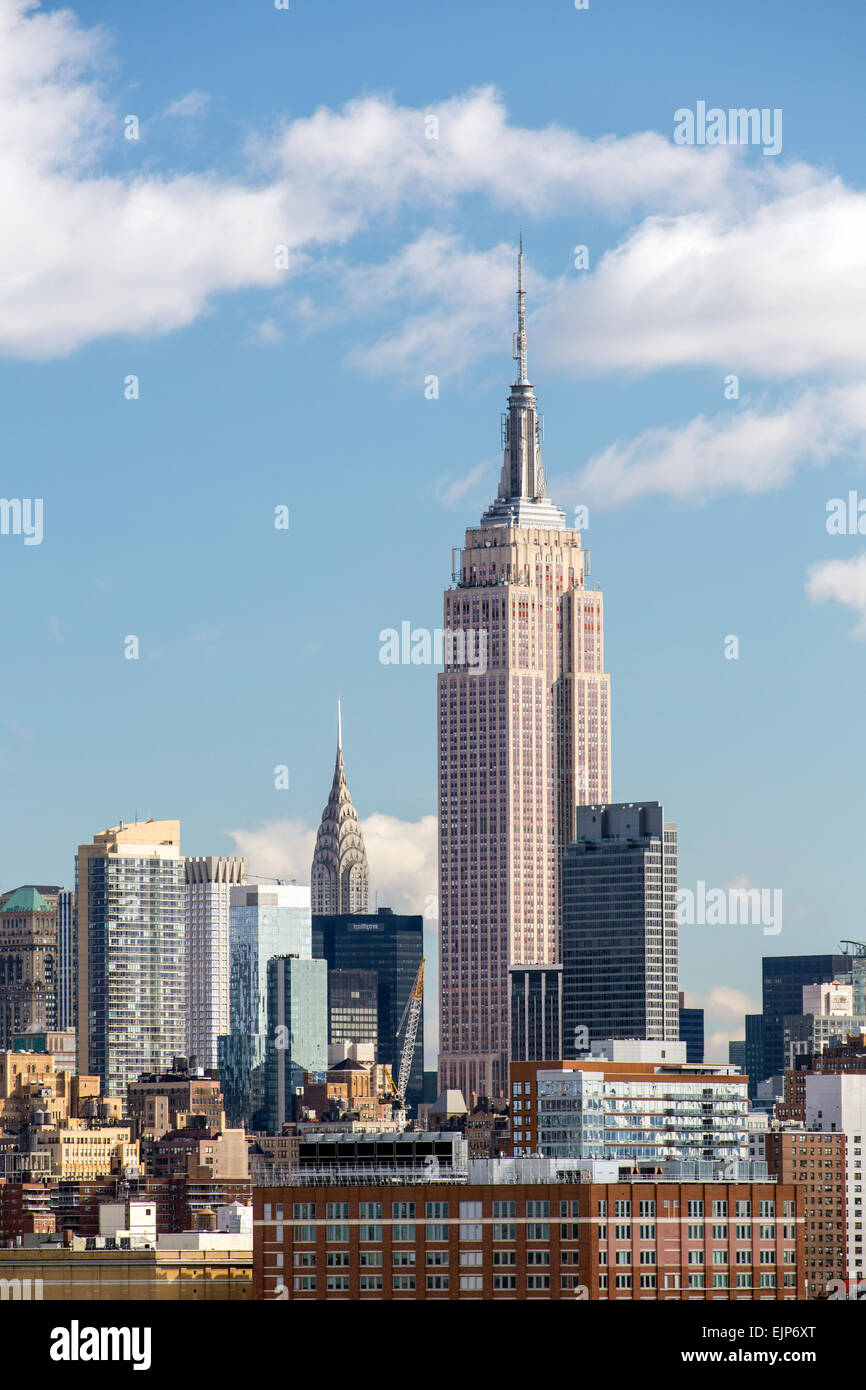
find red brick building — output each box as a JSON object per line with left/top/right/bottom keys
{"left": 254, "top": 1179, "right": 803, "bottom": 1301}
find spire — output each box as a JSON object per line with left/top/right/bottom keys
{"left": 480, "top": 237, "right": 565, "bottom": 530}
{"left": 311, "top": 710, "right": 370, "bottom": 916}
{"left": 514, "top": 230, "right": 528, "bottom": 385}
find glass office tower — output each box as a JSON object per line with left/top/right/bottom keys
{"left": 218, "top": 883, "right": 312, "bottom": 1129}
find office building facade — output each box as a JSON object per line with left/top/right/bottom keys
{"left": 562, "top": 803, "right": 678, "bottom": 1051}
{"left": 328, "top": 969, "right": 378, "bottom": 1053}
{"left": 219, "top": 883, "right": 312, "bottom": 1129}
{"left": 264, "top": 955, "right": 328, "bottom": 1133}
{"left": 313, "top": 909, "right": 423, "bottom": 1109}
{"left": 509, "top": 965, "right": 562, "bottom": 1063}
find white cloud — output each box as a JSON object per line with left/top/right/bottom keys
{"left": 538, "top": 180, "right": 866, "bottom": 380}
{"left": 435, "top": 459, "right": 494, "bottom": 509}
{"left": 226, "top": 811, "right": 437, "bottom": 916}
{"left": 688, "top": 985, "right": 758, "bottom": 1064}
{"left": 0, "top": 2, "right": 810, "bottom": 363}
{"left": 557, "top": 385, "right": 866, "bottom": 506}
{"left": 162, "top": 90, "right": 210, "bottom": 121}
{"left": 806, "top": 554, "right": 866, "bottom": 636}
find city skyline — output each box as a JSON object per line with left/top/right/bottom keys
{"left": 2, "top": 0, "right": 866, "bottom": 1072}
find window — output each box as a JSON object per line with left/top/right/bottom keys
{"left": 712, "top": 1274, "right": 728, "bottom": 1288}
{"left": 294, "top": 1225, "right": 315, "bottom": 1243}
{"left": 712, "top": 1224, "right": 728, "bottom": 1240}
{"left": 360, "top": 1202, "right": 382, "bottom": 1219}
{"left": 759, "top": 1201, "right": 775, "bottom": 1218}
{"left": 293, "top": 1275, "right": 316, "bottom": 1291}
{"left": 688, "top": 1249, "right": 704, "bottom": 1266}
{"left": 639, "top": 1200, "right": 656, "bottom": 1218}
{"left": 427, "top": 1274, "right": 449, "bottom": 1290}
{"left": 759, "top": 1273, "right": 776, "bottom": 1288}
{"left": 326, "top": 1252, "right": 349, "bottom": 1267}
{"left": 735, "top": 1224, "right": 751, "bottom": 1240}
{"left": 712, "top": 1201, "right": 728, "bottom": 1218}
{"left": 460, "top": 1224, "right": 483, "bottom": 1241}
{"left": 326, "top": 1225, "right": 349, "bottom": 1243}
{"left": 459, "top": 1275, "right": 483, "bottom": 1291}
{"left": 527, "top": 1224, "right": 549, "bottom": 1241}
{"left": 687, "top": 1200, "right": 704, "bottom": 1217}
{"left": 493, "top": 1201, "right": 516, "bottom": 1218}
{"left": 493, "top": 1274, "right": 517, "bottom": 1290}
{"left": 639, "top": 1273, "right": 656, "bottom": 1288}
{"left": 614, "top": 1273, "right": 632, "bottom": 1289}
{"left": 426, "top": 1201, "right": 449, "bottom": 1219}
{"left": 360, "top": 1274, "right": 383, "bottom": 1291}
{"left": 359, "top": 1252, "right": 382, "bottom": 1267}
{"left": 393, "top": 1251, "right": 416, "bottom": 1267}
{"left": 392, "top": 1202, "right": 415, "bottom": 1219}
{"left": 687, "top": 1224, "right": 704, "bottom": 1240}
{"left": 639, "top": 1224, "right": 655, "bottom": 1240}
{"left": 736, "top": 1201, "right": 751, "bottom": 1218}
{"left": 712, "top": 1251, "right": 727, "bottom": 1266}
{"left": 326, "top": 1202, "right": 349, "bottom": 1219}
{"left": 493, "top": 1224, "right": 516, "bottom": 1241}
{"left": 359, "top": 1225, "right": 382, "bottom": 1242}
{"left": 459, "top": 1201, "right": 482, "bottom": 1219}
{"left": 392, "top": 1225, "right": 415, "bottom": 1242}
{"left": 426, "top": 1224, "right": 449, "bottom": 1242}
{"left": 615, "top": 1224, "right": 632, "bottom": 1240}
{"left": 735, "top": 1273, "right": 750, "bottom": 1288}
{"left": 527, "top": 1201, "right": 549, "bottom": 1218}
{"left": 527, "top": 1274, "right": 551, "bottom": 1290}
{"left": 614, "top": 1200, "right": 631, "bottom": 1218}
{"left": 293, "top": 1203, "right": 315, "bottom": 1220}
{"left": 527, "top": 1250, "right": 550, "bottom": 1265}
{"left": 392, "top": 1275, "right": 415, "bottom": 1291}
{"left": 326, "top": 1275, "right": 350, "bottom": 1291}
{"left": 460, "top": 1251, "right": 483, "bottom": 1267}
{"left": 426, "top": 1250, "right": 448, "bottom": 1266}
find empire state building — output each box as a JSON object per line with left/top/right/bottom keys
{"left": 437, "top": 244, "right": 612, "bottom": 1099}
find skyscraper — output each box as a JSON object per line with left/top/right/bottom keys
{"left": 312, "top": 909, "right": 423, "bottom": 1108}
{"left": 75, "top": 819, "right": 185, "bottom": 1098}
{"left": 185, "top": 855, "right": 246, "bottom": 1070}
{"left": 561, "top": 802, "right": 679, "bottom": 1050}
{"left": 438, "top": 244, "right": 612, "bottom": 1099}
{"left": 0, "top": 887, "right": 58, "bottom": 1047}
{"left": 311, "top": 703, "right": 370, "bottom": 916}
{"left": 219, "top": 882, "right": 312, "bottom": 1129}
{"left": 264, "top": 954, "right": 328, "bottom": 1133}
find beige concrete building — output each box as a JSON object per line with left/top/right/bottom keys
{"left": 0, "top": 1246, "right": 251, "bottom": 1300}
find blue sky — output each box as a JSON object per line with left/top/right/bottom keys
{"left": 2, "top": 0, "right": 866, "bottom": 1063}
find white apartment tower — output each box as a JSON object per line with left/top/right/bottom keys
{"left": 185, "top": 855, "right": 246, "bottom": 1070}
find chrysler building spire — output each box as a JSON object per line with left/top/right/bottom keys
{"left": 481, "top": 238, "right": 566, "bottom": 530}
{"left": 311, "top": 704, "right": 370, "bottom": 915}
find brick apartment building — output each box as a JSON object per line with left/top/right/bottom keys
{"left": 254, "top": 1178, "right": 803, "bottom": 1301}
{"left": 765, "top": 1130, "right": 846, "bottom": 1298}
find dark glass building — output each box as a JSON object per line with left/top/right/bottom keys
{"left": 678, "top": 996, "right": 704, "bottom": 1065}
{"left": 760, "top": 953, "right": 853, "bottom": 1085}
{"left": 561, "top": 802, "right": 679, "bottom": 1054}
{"left": 509, "top": 965, "right": 562, "bottom": 1062}
{"left": 328, "top": 969, "right": 378, "bottom": 1053}
{"left": 312, "top": 908, "right": 423, "bottom": 1108}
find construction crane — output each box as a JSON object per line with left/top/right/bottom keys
{"left": 386, "top": 958, "right": 424, "bottom": 1127}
